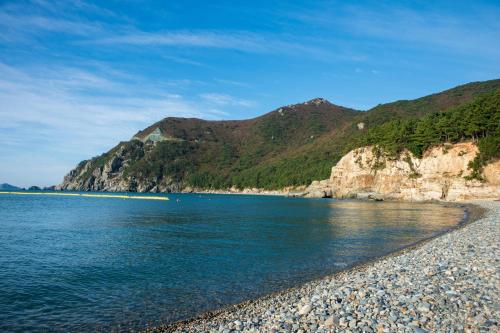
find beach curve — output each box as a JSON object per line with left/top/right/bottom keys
{"left": 146, "top": 200, "right": 499, "bottom": 333}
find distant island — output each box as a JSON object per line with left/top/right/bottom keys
{"left": 0, "top": 183, "right": 21, "bottom": 190}
{"left": 59, "top": 79, "right": 500, "bottom": 200}
{"left": 0, "top": 184, "right": 57, "bottom": 191}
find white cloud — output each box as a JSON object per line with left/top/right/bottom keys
{"left": 84, "top": 28, "right": 336, "bottom": 59}
{"left": 346, "top": 6, "right": 499, "bottom": 55}
{"left": 162, "top": 54, "right": 206, "bottom": 67}
{"left": 0, "top": 64, "right": 225, "bottom": 137}
{"left": 0, "top": 2, "right": 335, "bottom": 60}
{"left": 91, "top": 30, "right": 269, "bottom": 52}
{"left": 200, "top": 93, "right": 256, "bottom": 108}
{"left": 0, "top": 62, "right": 235, "bottom": 186}
{"left": 214, "top": 78, "right": 251, "bottom": 88}
{"left": 290, "top": 3, "right": 500, "bottom": 58}
{"left": 0, "top": 11, "right": 103, "bottom": 36}
{"left": 285, "top": 1, "right": 500, "bottom": 61}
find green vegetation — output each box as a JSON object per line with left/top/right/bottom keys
{"left": 466, "top": 135, "right": 499, "bottom": 180}
{"left": 66, "top": 80, "right": 500, "bottom": 190}
{"left": 370, "top": 146, "right": 387, "bottom": 171}
{"left": 358, "top": 90, "right": 499, "bottom": 180}
{"left": 403, "top": 152, "right": 421, "bottom": 178}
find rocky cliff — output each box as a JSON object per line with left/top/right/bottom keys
{"left": 305, "top": 142, "right": 499, "bottom": 201}
{"left": 58, "top": 140, "right": 187, "bottom": 192}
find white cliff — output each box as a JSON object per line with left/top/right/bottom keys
{"left": 305, "top": 142, "right": 499, "bottom": 201}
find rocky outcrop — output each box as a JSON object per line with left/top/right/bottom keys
{"left": 305, "top": 142, "right": 499, "bottom": 201}
{"left": 303, "top": 180, "right": 333, "bottom": 198}
{"left": 58, "top": 141, "right": 184, "bottom": 193}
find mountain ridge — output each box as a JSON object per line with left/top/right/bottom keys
{"left": 59, "top": 79, "right": 500, "bottom": 192}
{"left": 132, "top": 98, "right": 358, "bottom": 142}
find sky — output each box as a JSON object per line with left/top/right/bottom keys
{"left": 0, "top": 0, "right": 499, "bottom": 188}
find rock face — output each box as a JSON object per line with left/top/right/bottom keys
{"left": 303, "top": 180, "right": 332, "bottom": 198}
{"left": 305, "top": 142, "right": 499, "bottom": 201}
{"left": 58, "top": 141, "right": 184, "bottom": 193}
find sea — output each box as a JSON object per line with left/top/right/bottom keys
{"left": 0, "top": 192, "right": 466, "bottom": 332}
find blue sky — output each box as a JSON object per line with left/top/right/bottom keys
{"left": 1, "top": 0, "right": 499, "bottom": 187}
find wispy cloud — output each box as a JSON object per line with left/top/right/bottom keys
{"left": 214, "top": 78, "right": 251, "bottom": 88}
{"left": 0, "top": 2, "right": 335, "bottom": 60}
{"left": 162, "top": 54, "right": 206, "bottom": 67}
{"left": 0, "top": 63, "right": 228, "bottom": 134}
{"left": 200, "top": 93, "right": 256, "bottom": 108}
{"left": 91, "top": 30, "right": 268, "bottom": 52}
{"left": 0, "top": 11, "right": 103, "bottom": 37}
{"left": 0, "top": 62, "right": 238, "bottom": 186}
{"left": 344, "top": 5, "right": 500, "bottom": 56}
{"left": 288, "top": 2, "right": 500, "bottom": 58}
{"left": 87, "top": 29, "right": 335, "bottom": 59}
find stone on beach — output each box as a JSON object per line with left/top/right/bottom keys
{"left": 298, "top": 304, "right": 312, "bottom": 316}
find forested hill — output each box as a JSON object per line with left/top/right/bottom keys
{"left": 133, "top": 98, "right": 358, "bottom": 149}
{"left": 358, "top": 89, "right": 500, "bottom": 180}
{"left": 59, "top": 79, "right": 500, "bottom": 192}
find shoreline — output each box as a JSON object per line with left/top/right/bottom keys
{"left": 146, "top": 201, "right": 497, "bottom": 333}
{"left": 186, "top": 189, "right": 286, "bottom": 196}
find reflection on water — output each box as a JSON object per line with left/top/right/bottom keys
{"left": 0, "top": 193, "right": 464, "bottom": 332}
{"left": 322, "top": 201, "right": 464, "bottom": 268}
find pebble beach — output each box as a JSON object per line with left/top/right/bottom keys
{"left": 150, "top": 201, "right": 499, "bottom": 333}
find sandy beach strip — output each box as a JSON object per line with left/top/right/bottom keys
{"left": 147, "top": 201, "right": 499, "bottom": 333}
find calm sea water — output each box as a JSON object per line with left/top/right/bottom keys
{"left": 0, "top": 192, "right": 465, "bottom": 332}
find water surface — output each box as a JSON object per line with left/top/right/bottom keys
{"left": 0, "top": 192, "right": 465, "bottom": 332}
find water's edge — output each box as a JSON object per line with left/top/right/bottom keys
{"left": 147, "top": 202, "right": 485, "bottom": 332}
